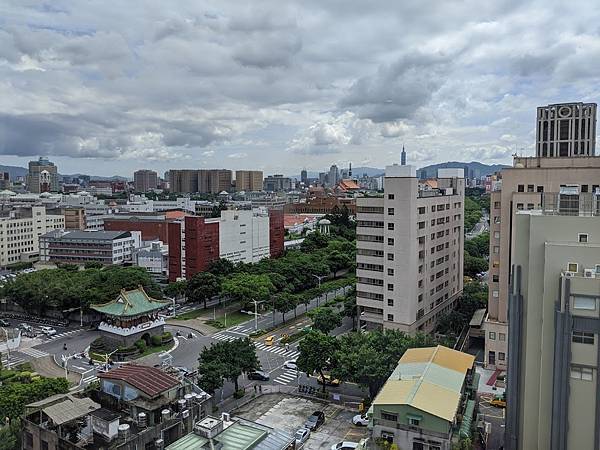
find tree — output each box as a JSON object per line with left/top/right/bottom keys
{"left": 331, "top": 330, "right": 436, "bottom": 398}
{"left": 300, "top": 232, "right": 330, "bottom": 253}
{"left": 83, "top": 262, "right": 103, "bottom": 270}
{"left": 207, "top": 259, "right": 236, "bottom": 277}
{"left": 273, "top": 292, "right": 298, "bottom": 323}
{"left": 197, "top": 338, "right": 259, "bottom": 394}
{"left": 342, "top": 293, "right": 358, "bottom": 330}
{"left": 308, "top": 307, "right": 343, "bottom": 334}
{"left": 325, "top": 251, "right": 351, "bottom": 278}
{"left": 221, "top": 273, "right": 275, "bottom": 309}
{"left": 0, "top": 377, "right": 69, "bottom": 421}
{"left": 297, "top": 331, "right": 338, "bottom": 392}
{"left": 464, "top": 253, "right": 487, "bottom": 278}
{"left": 0, "top": 422, "right": 18, "bottom": 450}
{"left": 163, "top": 280, "right": 188, "bottom": 299}
{"left": 186, "top": 272, "right": 220, "bottom": 309}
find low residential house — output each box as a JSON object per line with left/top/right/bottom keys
{"left": 22, "top": 366, "right": 212, "bottom": 450}
{"left": 370, "top": 345, "right": 477, "bottom": 450}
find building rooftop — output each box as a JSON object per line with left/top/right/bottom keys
{"left": 42, "top": 229, "right": 132, "bottom": 240}
{"left": 40, "top": 395, "right": 100, "bottom": 426}
{"left": 373, "top": 345, "right": 475, "bottom": 422}
{"left": 90, "top": 286, "right": 170, "bottom": 318}
{"left": 97, "top": 364, "right": 179, "bottom": 398}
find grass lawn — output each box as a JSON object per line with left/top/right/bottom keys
{"left": 173, "top": 309, "right": 207, "bottom": 320}
{"left": 206, "top": 310, "right": 252, "bottom": 329}
{"left": 136, "top": 343, "right": 172, "bottom": 358}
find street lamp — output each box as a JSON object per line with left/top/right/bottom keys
{"left": 312, "top": 274, "right": 326, "bottom": 306}
{"left": 252, "top": 300, "right": 262, "bottom": 330}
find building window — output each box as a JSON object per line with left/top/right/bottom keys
{"left": 387, "top": 314, "right": 394, "bottom": 321}
{"left": 388, "top": 299, "right": 394, "bottom": 306}
{"left": 492, "top": 275, "right": 499, "bottom": 282}
{"left": 388, "top": 208, "right": 395, "bottom": 215}
{"left": 388, "top": 268, "right": 394, "bottom": 276}
{"left": 388, "top": 194, "right": 395, "bottom": 200}
{"left": 573, "top": 296, "right": 597, "bottom": 310}
{"left": 388, "top": 223, "right": 395, "bottom": 230}
{"left": 516, "top": 203, "right": 524, "bottom": 210}
{"left": 499, "top": 333, "right": 506, "bottom": 341}
{"left": 537, "top": 185, "right": 544, "bottom": 192}
{"left": 494, "top": 231, "right": 500, "bottom": 239}
{"left": 527, "top": 184, "right": 534, "bottom": 192}
{"left": 572, "top": 331, "right": 595, "bottom": 344}
{"left": 418, "top": 294, "right": 423, "bottom": 302}
{"left": 492, "top": 290, "right": 499, "bottom": 298}
{"left": 387, "top": 253, "right": 394, "bottom": 261}
{"left": 387, "top": 283, "right": 394, "bottom": 291}
{"left": 579, "top": 233, "right": 588, "bottom": 243}
{"left": 381, "top": 411, "right": 398, "bottom": 421}
{"left": 570, "top": 366, "right": 594, "bottom": 381}
{"left": 489, "top": 332, "right": 496, "bottom": 340}
{"left": 498, "top": 352, "right": 506, "bottom": 361}
{"left": 408, "top": 417, "right": 421, "bottom": 426}
{"left": 567, "top": 262, "right": 578, "bottom": 273}
{"left": 388, "top": 238, "right": 394, "bottom": 245}
{"left": 517, "top": 184, "right": 524, "bottom": 192}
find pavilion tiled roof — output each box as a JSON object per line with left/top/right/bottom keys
{"left": 90, "top": 286, "right": 170, "bottom": 317}
{"left": 98, "top": 364, "right": 179, "bottom": 398}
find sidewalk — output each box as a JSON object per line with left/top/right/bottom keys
{"left": 31, "top": 355, "right": 80, "bottom": 384}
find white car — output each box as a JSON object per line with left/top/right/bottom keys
{"left": 294, "top": 427, "right": 310, "bottom": 445}
{"left": 284, "top": 359, "right": 298, "bottom": 370}
{"left": 331, "top": 442, "right": 359, "bottom": 450}
{"left": 40, "top": 326, "right": 57, "bottom": 336}
{"left": 352, "top": 414, "right": 369, "bottom": 426}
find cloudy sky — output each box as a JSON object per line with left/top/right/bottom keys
{"left": 1, "top": 1, "right": 600, "bottom": 177}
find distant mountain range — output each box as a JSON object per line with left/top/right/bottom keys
{"left": 416, "top": 161, "right": 509, "bottom": 178}
{"left": 0, "top": 165, "right": 28, "bottom": 179}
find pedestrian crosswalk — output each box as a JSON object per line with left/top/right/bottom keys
{"left": 1, "top": 354, "right": 27, "bottom": 367}
{"left": 81, "top": 374, "right": 98, "bottom": 384}
{"left": 18, "top": 347, "right": 50, "bottom": 358}
{"left": 273, "top": 369, "right": 299, "bottom": 385}
{"left": 211, "top": 331, "right": 300, "bottom": 358}
{"left": 46, "top": 329, "right": 83, "bottom": 340}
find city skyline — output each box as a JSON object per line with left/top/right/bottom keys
{"left": 2, "top": 2, "right": 600, "bottom": 176}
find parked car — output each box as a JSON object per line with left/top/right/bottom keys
{"left": 331, "top": 442, "right": 359, "bottom": 450}
{"left": 294, "top": 427, "right": 311, "bottom": 445}
{"left": 284, "top": 359, "right": 298, "bottom": 370}
{"left": 352, "top": 414, "right": 369, "bottom": 426}
{"left": 317, "top": 374, "right": 341, "bottom": 386}
{"left": 304, "top": 411, "right": 325, "bottom": 431}
{"left": 490, "top": 393, "right": 506, "bottom": 408}
{"left": 248, "top": 370, "right": 270, "bottom": 381}
{"left": 40, "top": 326, "right": 57, "bottom": 336}
{"left": 0, "top": 319, "right": 10, "bottom": 327}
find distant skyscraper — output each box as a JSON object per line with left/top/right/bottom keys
{"left": 134, "top": 169, "right": 158, "bottom": 193}
{"left": 401, "top": 146, "right": 406, "bottom": 165}
{"left": 536, "top": 102, "right": 597, "bottom": 157}
{"left": 329, "top": 164, "right": 339, "bottom": 186}
{"left": 300, "top": 169, "right": 308, "bottom": 185}
{"left": 27, "top": 157, "right": 59, "bottom": 193}
{"left": 0, "top": 172, "right": 9, "bottom": 190}
{"left": 349, "top": 162, "right": 352, "bottom": 178}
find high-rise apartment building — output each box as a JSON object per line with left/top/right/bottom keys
{"left": 0, "top": 172, "right": 9, "bottom": 190}
{"left": 235, "top": 170, "right": 263, "bottom": 192}
{"left": 329, "top": 164, "right": 339, "bottom": 187}
{"left": 27, "top": 157, "right": 59, "bottom": 193}
{"left": 133, "top": 169, "right": 158, "bottom": 193}
{"left": 505, "top": 190, "right": 600, "bottom": 450}
{"left": 536, "top": 102, "right": 596, "bottom": 157}
{"left": 0, "top": 205, "right": 65, "bottom": 267}
{"left": 356, "top": 165, "right": 464, "bottom": 333}
{"left": 263, "top": 175, "right": 292, "bottom": 192}
{"left": 300, "top": 169, "right": 308, "bottom": 185}
{"left": 485, "top": 156, "right": 600, "bottom": 369}
{"left": 168, "top": 170, "right": 198, "bottom": 193}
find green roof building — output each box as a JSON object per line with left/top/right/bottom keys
{"left": 91, "top": 286, "right": 170, "bottom": 348}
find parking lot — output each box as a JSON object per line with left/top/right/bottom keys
{"left": 235, "top": 394, "right": 367, "bottom": 449}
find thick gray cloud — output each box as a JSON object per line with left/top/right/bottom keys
{"left": 1, "top": 0, "right": 600, "bottom": 176}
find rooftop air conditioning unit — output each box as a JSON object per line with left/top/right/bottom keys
{"left": 584, "top": 269, "right": 596, "bottom": 278}
{"left": 564, "top": 271, "right": 576, "bottom": 278}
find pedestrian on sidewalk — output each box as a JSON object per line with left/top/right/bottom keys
{"left": 254, "top": 385, "right": 257, "bottom": 393}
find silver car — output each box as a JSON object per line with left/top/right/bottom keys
{"left": 295, "top": 427, "right": 310, "bottom": 445}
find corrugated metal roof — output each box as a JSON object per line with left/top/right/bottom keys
{"left": 165, "top": 433, "right": 209, "bottom": 450}
{"left": 372, "top": 345, "right": 475, "bottom": 422}
{"left": 43, "top": 396, "right": 100, "bottom": 425}
{"left": 469, "top": 308, "right": 486, "bottom": 326}
{"left": 215, "top": 423, "right": 267, "bottom": 449}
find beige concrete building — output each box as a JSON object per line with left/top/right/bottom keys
{"left": 235, "top": 170, "right": 263, "bottom": 192}
{"left": 505, "top": 191, "right": 600, "bottom": 450}
{"left": 485, "top": 156, "right": 600, "bottom": 369}
{"left": 536, "top": 102, "right": 596, "bottom": 157}
{"left": 133, "top": 169, "right": 158, "bottom": 193}
{"left": 168, "top": 169, "right": 232, "bottom": 194}
{"left": 168, "top": 169, "right": 198, "bottom": 193}
{"left": 0, "top": 205, "right": 65, "bottom": 267}
{"left": 356, "top": 165, "right": 464, "bottom": 333}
